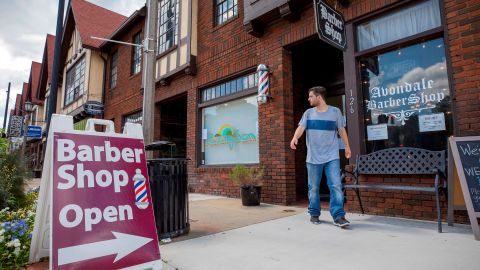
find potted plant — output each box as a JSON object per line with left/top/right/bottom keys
{"left": 228, "top": 165, "right": 264, "bottom": 206}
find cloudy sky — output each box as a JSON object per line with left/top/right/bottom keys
{"left": 0, "top": 0, "right": 145, "bottom": 129}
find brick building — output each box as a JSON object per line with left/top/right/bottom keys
{"left": 103, "top": 0, "right": 479, "bottom": 223}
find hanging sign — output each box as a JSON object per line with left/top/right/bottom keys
{"left": 313, "top": 0, "right": 347, "bottom": 51}
{"left": 29, "top": 115, "right": 162, "bottom": 269}
{"left": 9, "top": 115, "right": 23, "bottom": 137}
{"left": 449, "top": 136, "right": 480, "bottom": 241}
{"left": 84, "top": 101, "right": 104, "bottom": 116}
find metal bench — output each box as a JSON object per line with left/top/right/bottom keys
{"left": 343, "top": 147, "right": 447, "bottom": 232}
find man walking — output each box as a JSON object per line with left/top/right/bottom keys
{"left": 290, "top": 86, "right": 351, "bottom": 227}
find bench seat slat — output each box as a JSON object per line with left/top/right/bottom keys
{"left": 344, "top": 184, "right": 435, "bottom": 192}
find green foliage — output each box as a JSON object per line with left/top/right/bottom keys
{"left": 0, "top": 128, "right": 8, "bottom": 154}
{"left": 0, "top": 191, "right": 38, "bottom": 270}
{"left": 0, "top": 150, "right": 30, "bottom": 210}
{"left": 228, "top": 165, "right": 264, "bottom": 187}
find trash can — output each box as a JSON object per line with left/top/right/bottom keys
{"left": 146, "top": 142, "right": 189, "bottom": 239}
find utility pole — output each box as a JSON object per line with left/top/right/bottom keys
{"left": 2, "top": 82, "right": 11, "bottom": 130}
{"left": 46, "top": 0, "right": 65, "bottom": 138}
{"left": 142, "top": 0, "right": 158, "bottom": 158}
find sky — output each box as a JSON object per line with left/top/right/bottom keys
{"left": 0, "top": 0, "right": 145, "bottom": 130}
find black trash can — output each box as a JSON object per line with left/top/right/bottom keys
{"left": 147, "top": 158, "right": 190, "bottom": 239}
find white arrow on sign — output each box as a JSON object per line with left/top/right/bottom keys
{"left": 58, "top": 231, "right": 153, "bottom": 266}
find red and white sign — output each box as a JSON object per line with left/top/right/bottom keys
{"left": 51, "top": 131, "right": 161, "bottom": 269}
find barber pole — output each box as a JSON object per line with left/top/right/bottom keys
{"left": 257, "top": 64, "right": 270, "bottom": 104}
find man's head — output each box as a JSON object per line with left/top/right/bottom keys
{"left": 308, "top": 86, "right": 327, "bottom": 107}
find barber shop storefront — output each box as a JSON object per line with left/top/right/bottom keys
{"left": 189, "top": 0, "right": 478, "bottom": 224}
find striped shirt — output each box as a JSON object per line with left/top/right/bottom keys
{"left": 299, "top": 106, "right": 345, "bottom": 164}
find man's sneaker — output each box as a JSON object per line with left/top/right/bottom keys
{"left": 310, "top": 216, "right": 321, "bottom": 225}
{"left": 333, "top": 217, "right": 350, "bottom": 228}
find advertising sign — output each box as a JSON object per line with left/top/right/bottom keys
{"left": 29, "top": 115, "right": 162, "bottom": 269}
{"left": 313, "top": 0, "right": 347, "bottom": 51}
{"left": 449, "top": 136, "right": 480, "bottom": 240}
{"left": 27, "top": 125, "right": 42, "bottom": 138}
{"left": 9, "top": 115, "right": 23, "bottom": 137}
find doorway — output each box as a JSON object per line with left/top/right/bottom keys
{"left": 156, "top": 94, "right": 187, "bottom": 158}
{"left": 290, "top": 37, "right": 346, "bottom": 202}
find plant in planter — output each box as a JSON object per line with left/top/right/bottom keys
{"left": 228, "top": 165, "right": 264, "bottom": 206}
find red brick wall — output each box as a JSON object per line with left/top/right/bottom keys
{"left": 444, "top": 0, "right": 480, "bottom": 136}
{"left": 103, "top": 18, "right": 145, "bottom": 133}
{"left": 102, "top": 0, "right": 479, "bottom": 223}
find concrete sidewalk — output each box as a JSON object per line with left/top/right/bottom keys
{"left": 161, "top": 195, "right": 480, "bottom": 270}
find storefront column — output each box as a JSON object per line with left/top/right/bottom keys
{"left": 343, "top": 23, "right": 365, "bottom": 161}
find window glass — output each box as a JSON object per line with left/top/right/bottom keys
{"left": 357, "top": 0, "right": 441, "bottom": 51}
{"left": 131, "top": 32, "right": 142, "bottom": 74}
{"left": 361, "top": 38, "right": 452, "bottom": 152}
{"left": 122, "top": 111, "right": 143, "bottom": 130}
{"left": 202, "top": 95, "right": 259, "bottom": 165}
{"left": 158, "top": 0, "right": 179, "bottom": 54}
{"left": 201, "top": 72, "right": 258, "bottom": 102}
{"left": 65, "top": 56, "right": 86, "bottom": 106}
{"left": 216, "top": 0, "right": 238, "bottom": 25}
{"left": 110, "top": 51, "right": 118, "bottom": 88}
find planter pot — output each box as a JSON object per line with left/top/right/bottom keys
{"left": 240, "top": 185, "right": 262, "bottom": 206}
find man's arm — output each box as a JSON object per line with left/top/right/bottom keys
{"left": 290, "top": 125, "right": 305, "bottom": 150}
{"left": 338, "top": 127, "right": 351, "bottom": 159}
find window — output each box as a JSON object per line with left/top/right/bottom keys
{"left": 65, "top": 56, "right": 86, "bottom": 106}
{"left": 361, "top": 38, "right": 452, "bottom": 153}
{"left": 200, "top": 72, "right": 259, "bottom": 165}
{"left": 357, "top": 0, "right": 441, "bottom": 51}
{"left": 157, "top": 0, "right": 179, "bottom": 54}
{"left": 201, "top": 96, "right": 259, "bottom": 165}
{"left": 215, "top": 0, "right": 238, "bottom": 25}
{"left": 201, "top": 72, "right": 257, "bottom": 102}
{"left": 131, "top": 32, "right": 142, "bottom": 75}
{"left": 122, "top": 110, "right": 143, "bottom": 129}
{"left": 110, "top": 51, "right": 118, "bottom": 88}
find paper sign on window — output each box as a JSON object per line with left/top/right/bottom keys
{"left": 367, "top": 124, "right": 388, "bottom": 141}
{"left": 419, "top": 113, "right": 446, "bottom": 132}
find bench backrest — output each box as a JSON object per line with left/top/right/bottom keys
{"left": 356, "top": 147, "right": 445, "bottom": 175}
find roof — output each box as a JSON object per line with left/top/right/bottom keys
{"left": 37, "top": 34, "right": 56, "bottom": 100}
{"left": 21, "top": 83, "right": 29, "bottom": 115}
{"left": 14, "top": 93, "right": 22, "bottom": 116}
{"left": 29, "top": 62, "right": 42, "bottom": 105}
{"left": 100, "top": 5, "right": 146, "bottom": 49}
{"left": 69, "top": 0, "right": 127, "bottom": 49}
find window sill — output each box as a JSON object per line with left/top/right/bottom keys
{"left": 156, "top": 45, "right": 178, "bottom": 59}
{"left": 129, "top": 72, "right": 141, "bottom": 80}
{"left": 212, "top": 15, "right": 239, "bottom": 33}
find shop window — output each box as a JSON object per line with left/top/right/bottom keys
{"left": 201, "top": 73, "right": 257, "bottom": 102}
{"left": 357, "top": 0, "right": 441, "bottom": 51}
{"left": 64, "top": 56, "right": 86, "bottom": 106}
{"left": 201, "top": 95, "right": 259, "bottom": 165}
{"left": 131, "top": 32, "right": 142, "bottom": 75}
{"left": 158, "top": 0, "right": 179, "bottom": 54}
{"left": 110, "top": 51, "right": 118, "bottom": 88}
{"left": 122, "top": 110, "right": 143, "bottom": 129}
{"left": 215, "top": 0, "right": 238, "bottom": 25}
{"left": 361, "top": 38, "right": 452, "bottom": 153}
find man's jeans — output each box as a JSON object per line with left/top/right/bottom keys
{"left": 306, "top": 159, "right": 345, "bottom": 220}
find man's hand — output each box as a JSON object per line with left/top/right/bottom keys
{"left": 345, "top": 146, "right": 351, "bottom": 159}
{"left": 290, "top": 138, "right": 298, "bottom": 150}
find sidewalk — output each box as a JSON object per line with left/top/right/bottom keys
{"left": 160, "top": 194, "right": 480, "bottom": 270}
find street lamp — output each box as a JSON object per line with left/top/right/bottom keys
{"left": 21, "top": 100, "right": 33, "bottom": 162}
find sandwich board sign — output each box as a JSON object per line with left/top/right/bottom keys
{"left": 449, "top": 136, "right": 480, "bottom": 241}
{"left": 29, "top": 114, "right": 162, "bottom": 269}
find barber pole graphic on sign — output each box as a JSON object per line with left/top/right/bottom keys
{"left": 28, "top": 115, "right": 162, "bottom": 270}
